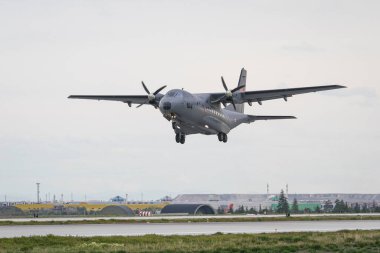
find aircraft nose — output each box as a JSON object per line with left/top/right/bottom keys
{"left": 162, "top": 102, "right": 171, "bottom": 111}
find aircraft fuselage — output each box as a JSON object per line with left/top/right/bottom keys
{"left": 159, "top": 89, "right": 248, "bottom": 136}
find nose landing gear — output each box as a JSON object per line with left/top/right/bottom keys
{"left": 217, "top": 133, "right": 228, "bottom": 143}
{"left": 175, "top": 133, "right": 186, "bottom": 144}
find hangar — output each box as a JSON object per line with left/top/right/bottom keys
{"left": 161, "top": 204, "right": 215, "bottom": 215}
{"left": 0, "top": 206, "right": 24, "bottom": 217}
{"left": 98, "top": 205, "right": 134, "bottom": 216}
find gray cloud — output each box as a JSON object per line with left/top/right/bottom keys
{"left": 280, "top": 42, "right": 324, "bottom": 53}
{"left": 322, "top": 87, "right": 378, "bottom": 100}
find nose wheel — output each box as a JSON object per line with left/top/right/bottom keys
{"left": 175, "top": 133, "right": 186, "bottom": 144}
{"left": 218, "top": 133, "right": 228, "bottom": 143}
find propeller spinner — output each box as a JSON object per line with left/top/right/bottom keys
{"left": 212, "top": 76, "right": 245, "bottom": 110}
{"left": 137, "top": 81, "right": 167, "bottom": 108}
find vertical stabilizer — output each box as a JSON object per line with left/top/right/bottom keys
{"left": 238, "top": 68, "right": 247, "bottom": 91}
{"left": 226, "top": 68, "right": 246, "bottom": 113}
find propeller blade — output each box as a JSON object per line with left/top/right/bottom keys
{"left": 136, "top": 103, "right": 144, "bottom": 108}
{"left": 231, "top": 84, "right": 246, "bottom": 93}
{"left": 231, "top": 99, "right": 237, "bottom": 111}
{"left": 214, "top": 78, "right": 243, "bottom": 107}
{"left": 141, "top": 81, "right": 150, "bottom": 94}
{"left": 221, "top": 77, "right": 228, "bottom": 91}
{"left": 153, "top": 85, "right": 167, "bottom": 95}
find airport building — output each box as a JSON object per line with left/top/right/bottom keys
{"left": 161, "top": 204, "right": 215, "bottom": 215}
{"left": 2, "top": 193, "right": 380, "bottom": 217}
{"left": 172, "top": 194, "right": 380, "bottom": 212}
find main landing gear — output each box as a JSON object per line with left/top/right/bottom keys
{"left": 175, "top": 133, "right": 186, "bottom": 144}
{"left": 218, "top": 132, "right": 228, "bottom": 143}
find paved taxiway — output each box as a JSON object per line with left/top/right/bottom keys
{"left": 2, "top": 213, "right": 380, "bottom": 223}
{"left": 1, "top": 220, "right": 380, "bottom": 238}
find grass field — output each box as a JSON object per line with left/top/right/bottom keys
{"left": 1, "top": 214, "right": 380, "bottom": 226}
{"left": 0, "top": 230, "right": 379, "bottom": 252}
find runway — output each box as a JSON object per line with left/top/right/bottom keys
{"left": 2, "top": 213, "right": 380, "bottom": 223}
{"left": 1, "top": 220, "right": 380, "bottom": 238}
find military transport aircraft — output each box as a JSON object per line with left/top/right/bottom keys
{"left": 68, "top": 69, "right": 345, "bottom": 144}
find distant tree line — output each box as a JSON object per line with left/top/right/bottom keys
{"left": 217, "top": 205, "right": 270, "bottom": 215}
{"left": 218, "top": 189, "right": 380, "bottom": 215}
{"left": 329, "top": 199, "right": 380, "bottom": 213}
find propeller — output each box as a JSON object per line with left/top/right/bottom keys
{"left": 212, "top": 76, "right": 245, "bottom": 110}
{"left": 137, "top": 81, "right": 167, "bottom": 108}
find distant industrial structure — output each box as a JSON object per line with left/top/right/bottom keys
{"left": 2, "top": 190, "right": 380, "bottom": 217}
{"left": 172, "top": 194, "right": 380, "bottom": 212}
{"left": 36, "top": 183, "right": 40, "bottom": 204}
{"left": 110, "top": 196, "right": 126, "bottom": 203}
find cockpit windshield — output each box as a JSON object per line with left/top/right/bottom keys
{"left": 166, "top": 89, "right": 183, "bottom": 97}
{"left": 166, "top": 90, "right": 178, "bottom": 97}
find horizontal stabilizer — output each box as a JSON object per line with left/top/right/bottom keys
{"left": 246, "top": 115, "right": 296, "bottom": 123}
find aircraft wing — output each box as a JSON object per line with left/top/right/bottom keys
{"left": 68, "top": 95, "right": 153, "bottom": 107}
{"left": 210, "top": 85, "right": 346, "bottom": 105}
{"left": 241, "top": 85, "right": 345, "bottom": 104}
{"left": 245, "top": 115, "right": 296, "bottom": 123}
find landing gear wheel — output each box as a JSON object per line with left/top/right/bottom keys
{"left": 180, "top": 134, "right": 186, "bottom": 144}
{"left": 222, "top": 133, "right": 228, "bottom": 143}
{"left": 218, "top": 133, "right": 228, "bottom": 143}
{"left": 175, "top": 133, "right": 180, "bottom": 143}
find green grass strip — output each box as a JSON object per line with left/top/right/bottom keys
{"left": 0, "top": 230, "right": 379, "bottom": 253}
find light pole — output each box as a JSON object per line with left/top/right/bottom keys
{"left": 36, "top": 183, "right": 40, "bottom": 204}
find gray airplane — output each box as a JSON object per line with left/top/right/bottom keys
{"left": 68, "top": 68, "right": 345, "bottom": 144}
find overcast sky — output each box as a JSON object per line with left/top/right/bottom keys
{"left": 0, "top": 0, "right": 379, "bottom": 202}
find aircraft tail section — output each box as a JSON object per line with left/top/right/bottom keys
{"left": 237, "top": 68, "right": 247, "bottom": 89}
{"left": 225, "top": 68, "right": 247, "bottom": 113}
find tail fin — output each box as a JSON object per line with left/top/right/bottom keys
{"left": 237, "top": 68, "right": 247, "bottom": 90}
{"left": 226, "top": 68, "right": 247, "bottom": 113}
